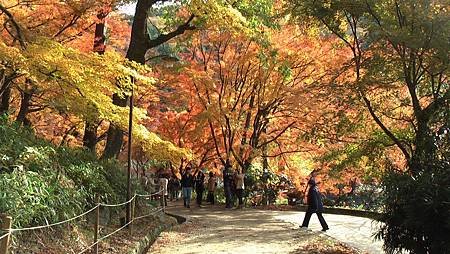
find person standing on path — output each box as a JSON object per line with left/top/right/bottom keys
{"left": 159, "top": 173, "right": 169, "bottom": 207}
{"left": 223, "top": 161, "right": 234, "bottom": 209}
{"left": 168, "top": 174, "right": 180, "bottom": 201}
{"left": 207, "top": 172, "right": 217, "bottom": 204}
{"left": 300, "top": 170, "right": 329, "bottom": 231}
{"left": 195, "top": 169, "right": 206, "bottom": 207}
{"left": 181, "top": 167, "right": 194, "bottom": 208}
{"left": 235, "top": 169, "right": 245, "bottom": 209}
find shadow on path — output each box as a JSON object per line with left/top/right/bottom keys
{"left": 148, "top": 202, "right": 381, "bottom": 254}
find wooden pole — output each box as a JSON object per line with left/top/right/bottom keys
{"left": 129, "top": 197, "right": 135, "bottom": 234}
{"left": 92, "top": 197, "right": 100, "bottom": 254}
{"left": 0, "top": 214, "right": 12, "bottom": 254}
{"left": 162, "top": 193, "right": 166, "bottom": 213}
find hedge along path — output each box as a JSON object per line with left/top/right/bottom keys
{"left": 0, "top": 190, "right": 166, "bottom": 254}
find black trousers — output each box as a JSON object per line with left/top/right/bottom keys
{"left": 207, "top": 191, "right": 215, "bottom": 204}
{"left": 301, "top": 211, "right": 329, "bottom": 230}
{"left": 196, "top": 188, "right": 204, "bottom": 206}
{"left": 236, "top": 189, "right": 244, "bottom": 205}
{"left": 224, "top": 185, "right": 232, "bottom": 208}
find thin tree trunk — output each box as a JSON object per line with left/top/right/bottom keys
{"left": 102, "top": 0, "right": 195, "bottom": 159}
{"left": 0, "top": 86, "right": 11, "bottom": 115}
{"left": 83, "top": 10, "right": 108, "bottom": 153}
{"left": 102, "top": 0, "right": 151, "bottom": 159}
{"left": 16, "top": 90, "right": 32, "bottom": 124}
{"left": 102, "top": 94, "right": 127, "bottom": 159}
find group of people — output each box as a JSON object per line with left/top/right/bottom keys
{"left": 151, "top": 161, "right": 246, "bottom": 210}
{"left": 149, "top": 162, "right": 329, "bottom": 232}
{"left": 178, "top": 167, "right": 219, "bottom": 208}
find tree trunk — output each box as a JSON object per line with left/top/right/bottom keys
{"left": 102, "top": 94, "right": 128, "bottom": 159}
{"left": 102, "top": 0, "right": 195, "bottom": 159}
{"left": 409, "top": 118, "right": 434, "bottom": 174}
{"left": 0, "top": 86, "right": 11, "bottom": 115}
{"left": 83, "top": 122, "right": 98, "bottom": 152}
{"left": 102, "top": 0, "right": 151, "bottom": 159}
{"left": 83, "top": 10, "right": 108, "bottom": 154}
{"left": 16, "top": 90, "right": 32, "bottom": 124}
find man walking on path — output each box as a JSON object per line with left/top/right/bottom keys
{"left": 181, "top": 167, "right": 194, "bottom": 208}
{"left": 300, "top": 170, "right": 329, "bottom": 231}
{"left": 223, "top": 161, "right": 234, "bottom": 209}
{"left": 195, "top": 169, "right": 206, "bottom": 207}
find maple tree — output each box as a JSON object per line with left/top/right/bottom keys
{"left": 0, "top": 1, "right": 190, "bottom": 163}
{"left": 101, "top": 0, "right": 280, "bottom": 159}
{"left": 146, "top": 23, "right": 352, "bottom": 187}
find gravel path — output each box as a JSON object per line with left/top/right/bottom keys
{"left": 148, "top": 202, "right": 383, "bottom": 254}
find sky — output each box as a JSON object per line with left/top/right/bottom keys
{"left": 119, "top": 3, "right": 137, "bottom": 15}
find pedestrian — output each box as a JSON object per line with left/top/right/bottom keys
{"left": 235, "top": 169, "right": 245, "bottom": 209}
{"left": 159, "top": 173, "right": 169, "bottom": 207}
{"left": 300, "top": 170, "right": 329, "bottom": 231}
{"left": 223, "top": 160, "right": 234, "bottom": 209}
{"left": 169, "top": 174, "right": 181, "bottom": 201}
{"left": 207, "top": 172, "right": 217, "bottom": 205}
{"left": 195, "top": 169, "right": 206, "bottom": 207}
{"left": 181, "top": 167, "right": 194, "bottom": 208}
{"left": 147, "top": 172, "right": 158, "bottom": 201}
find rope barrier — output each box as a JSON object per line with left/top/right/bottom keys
{"left": 9, "top": 190, "right": 163, "bottom": 232}
{"left": 10, "top": 205, "right": 100, "bottom": 232}
{"left": 77, "top": 204, "right": 164, "bottom": 254}
{"left": 0, "top": 232, "right": 10, "bottom": 241}
{"left": 99, "top": 195, "right": 136, "bottom": 207}
{"left": 133, "top": 207, "right": 163, "bottom": 221}
{"left": 5, "top": 190, "right": 165, "bottom": 254}
{"left": 135, "top": 189, "right": 164, "bottom": 197}
{"left": 77, "top": 218, "right": 134, "bottom": 254}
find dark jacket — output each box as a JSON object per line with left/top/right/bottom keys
{"left": 306, "top": 177, "right": 324, "bottom": 212}
{"left": 181, "top": 173, "right": 194, "bottom": 188}
{"left": 223, "top": 167, "right": 234, "bottom": 187}
{"left": 194, "top": 172, "right": 205, "bottom": 191}
{"left": 168, "top": 177, "right": 180, "bottom": 191}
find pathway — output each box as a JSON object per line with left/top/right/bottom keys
{"left": 148, "top": 203, "right": 384, "bottom": 254}
{"left": 275, "top": 211, "right": 383, "bottom": 254}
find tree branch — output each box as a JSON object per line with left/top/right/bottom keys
{"left": 0, "top": 3, "right": 26, "bottom": 49}
{"left": 146, "top": 15, "right": 195, "bottom": 49}
{"left": 257, "top": 121, "right": 296, "bottom": 149}
{"left": 361, "top": 93, "right": 411, "bottom": 160}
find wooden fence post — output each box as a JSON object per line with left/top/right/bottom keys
{"left": 0, "top": 214, "right": 12, "bottom": 254}
{"left": 162, "top": 193, "right": 166, "bottom": 213}
{"left": 129, "top": 197, "right": 135, "bottom": 234}
{"left": 92, "top": 197, "right": 100, "bottom": 254}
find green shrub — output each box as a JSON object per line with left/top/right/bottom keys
{"left": 0, "top": 120, "right": 128, "bottom": 227}
{"left": 377, "top": 161, "right": 450, "bottom": 253}
{"left": 0, "top": 169, "right": 86, "bottom": 228}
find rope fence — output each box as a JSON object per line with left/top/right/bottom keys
{"left": 77, "top": 206, "right": 163, "bottom": 254}
{"left": 0, "top": 232, "right": 10, "bottom": 241}
{"left": 0, "top": 189, "right": 166, "bottom": 254}
{"left": 9, "top": 205, "right": 100, "bottom": 233}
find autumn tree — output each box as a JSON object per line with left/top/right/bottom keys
{"left": 102, "top": 0, "right": 279, "bottom": 159}
{"left": 287, "top": 0, "right": 449, "bottom": 252}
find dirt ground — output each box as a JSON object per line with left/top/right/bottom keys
{"left": 149, "top": 203, "right": 365, "bottom": 254}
